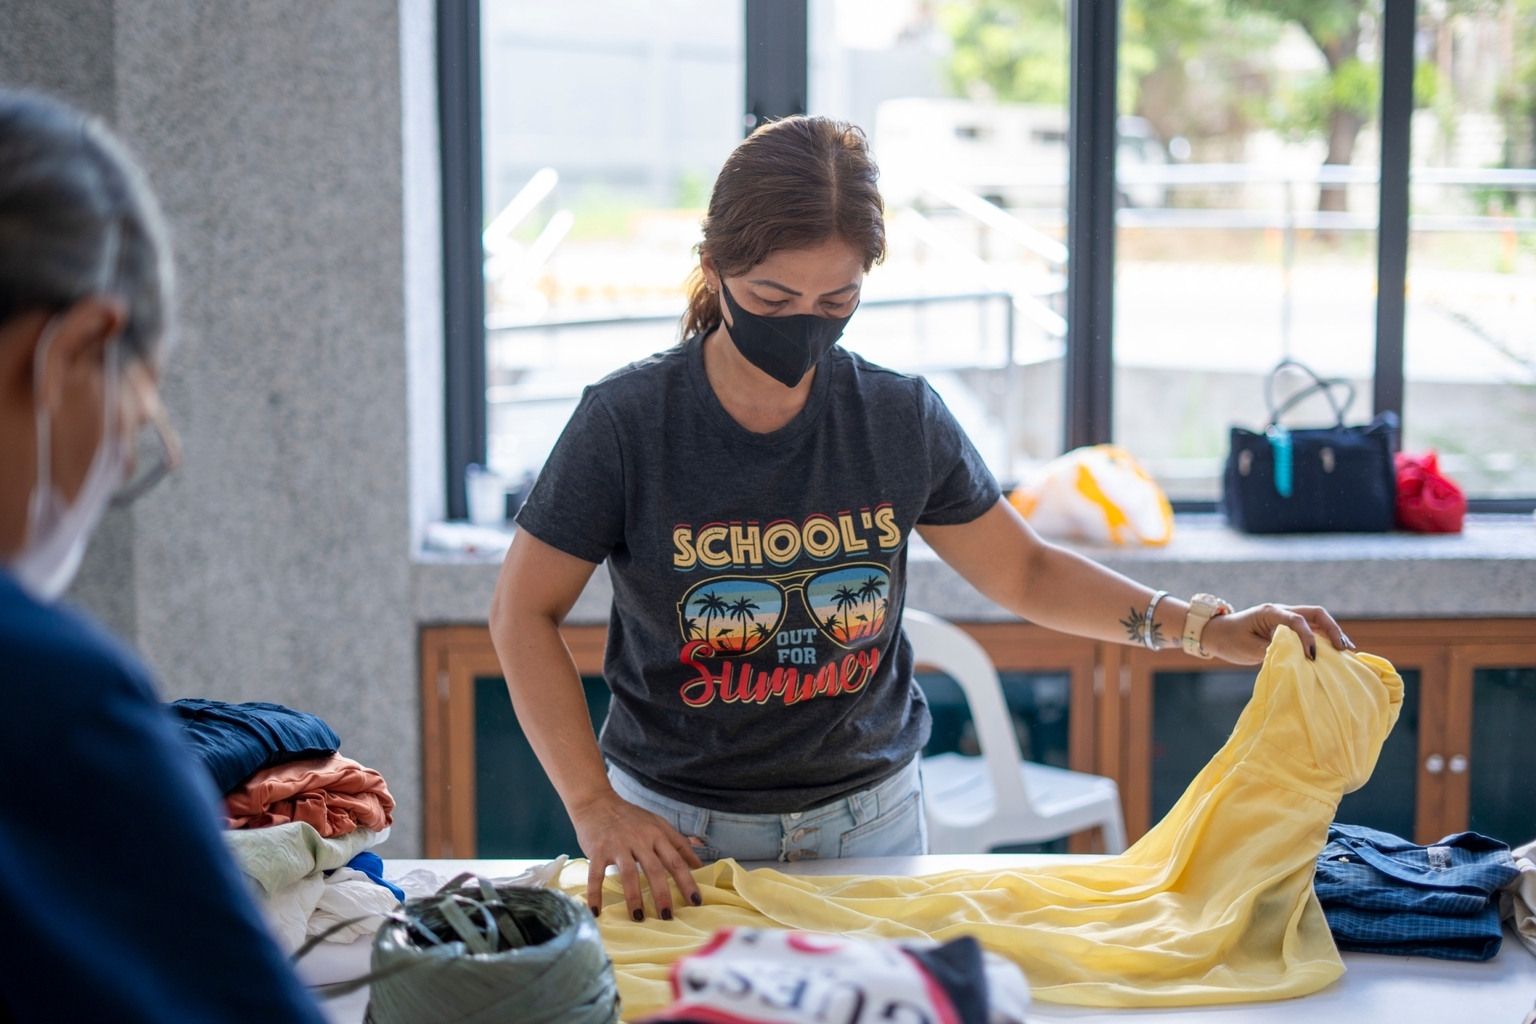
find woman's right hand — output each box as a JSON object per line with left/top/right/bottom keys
{"left": 571, "top": 789, "right": 703, "bottom": 921}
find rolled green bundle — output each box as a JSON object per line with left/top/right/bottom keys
{"left": 365, "top": 875, "right": 619, "bottom": 1024}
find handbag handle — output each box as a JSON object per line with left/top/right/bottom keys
{"left": 1266, "top": 359, "right": 1355, "bottom": 430}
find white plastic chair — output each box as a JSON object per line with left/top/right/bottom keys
{"left": 905, "top": 609, "right": 1128, "bottom": 854}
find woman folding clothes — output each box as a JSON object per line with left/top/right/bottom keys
{"left": 490, "top": 114, "right": 1355, "bottom": 923}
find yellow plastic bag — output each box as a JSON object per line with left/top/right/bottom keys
{"left": 1008, "top": 445, "right": 1173, "bottom": 546}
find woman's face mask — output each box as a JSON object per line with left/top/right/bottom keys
{"left": 9, "top": 318, "right": 130, "bottom": 603}
{"left": 720, "top": 281, "right": 857, "bottom": 389}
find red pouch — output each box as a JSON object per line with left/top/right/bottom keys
{"left": 1395, "top": 451, "right": 1465, "bottom": 533}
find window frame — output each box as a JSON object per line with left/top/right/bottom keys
{"left": 442, "top": 0, "right": 1534, "bottom": 517}
{"left": 439, "top": 0, "right": 486, "bottom": 522}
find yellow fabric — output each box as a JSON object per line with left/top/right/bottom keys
{"left": 567, "top": 627, "right": 1401, "bottom": 1013}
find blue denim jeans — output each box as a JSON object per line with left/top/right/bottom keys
{"left": 608, "top": 757, "right": 928, "bottom": 863}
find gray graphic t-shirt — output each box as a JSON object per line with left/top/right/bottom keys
{"left": 515, "top": 335, "right": 999, "bottom": 813}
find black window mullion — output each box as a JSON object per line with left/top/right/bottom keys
{"left": 440, "top": 0, "right": 486, "bottom": 520}
{"left": 1374, "top": 0, "right": 1414, "bottom": 423}
{"left": 744, "top": 0, "right": 808, "bottom": 133}
{"left": 1064, "top": 0, "right": 1118, "bottom": 450}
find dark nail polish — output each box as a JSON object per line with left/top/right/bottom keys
{"left": 691, "top": 893, "right": 703, "bottom": 907}
{"left": 590, "top": 906, "right": 601, "bottom": 917}
{"left": 1309, "top": 644, "right": 1317, "bottom": 660}
{"left": 661, "top": 908, "right": 672, "bottom": 921}
{"left": 632, "top": 909, "right": 644, "bottom": 922}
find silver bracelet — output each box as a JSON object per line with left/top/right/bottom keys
{"left": 1144, "top": 590, "right": 1168, "bottom": 650}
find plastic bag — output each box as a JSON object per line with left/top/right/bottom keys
{"left": 296, "top": 867, "right": 618, "bottom": 1024}
{"left": 1009, "top": 445, "right": 1174, "bottom": 546}
{"left": 1395, "top": 450, "right": 1465, "bottom": 533}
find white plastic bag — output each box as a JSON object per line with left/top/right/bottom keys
{"left": 1009, "top": 445, "right": 1173, "bottom": 546}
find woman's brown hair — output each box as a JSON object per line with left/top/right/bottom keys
{"left": 681, "top": 115, "right": 886, "bottom": 339}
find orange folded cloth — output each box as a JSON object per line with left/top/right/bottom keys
{"left": 225, "top": 754, "right": 394, "bottom": 838}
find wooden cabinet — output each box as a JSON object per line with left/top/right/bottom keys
{"left": 420, "top": 619, "right": 1536, "bottom": 857}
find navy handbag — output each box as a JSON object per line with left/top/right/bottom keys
{"left": 1222, "top": 361, "right": 1399, "bottom": 534}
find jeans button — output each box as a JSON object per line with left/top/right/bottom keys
{"left": 792, "top": 828, "right": 806, "bottom": 843}
{"left": 790, "top": 812, "right": 802, "bottom": 820}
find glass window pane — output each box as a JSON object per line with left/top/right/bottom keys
{"left": 813, "top": 0, "right": 1068, "bottom": 482}
{"left": 1470, "top": 667, "right": 1536, "bottom": 845}
{"left": 481, "top": 0, "right": 744, "bottom": 487}
{"left": 475, "top": 674, "right": 610, "bottom": 857}
{"left": 1403, "top": 9, "right": 1536, "bottom": 496}
{"left": 1153, "top": 668, "right": 1419, "bottom": 837}
{"left": 1114, "top": 2, "right": 1383, "bottom": 501}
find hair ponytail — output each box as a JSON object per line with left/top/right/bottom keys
{"left": 681, "top": 116, "right": 885, "bottom": 340}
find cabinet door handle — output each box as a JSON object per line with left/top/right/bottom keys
{"left": 1449, "top": 754, "right": 1468, "bottom": 774}
{"left": 1425, "top": 754, "right": 1445, "bottom": 774}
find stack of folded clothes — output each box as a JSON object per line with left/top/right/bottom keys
{"left": 1315, "top": 823, "right": 1521, "bottom": 961}
{"left": 168, "top": 699, "right": 401, "bottom": 952}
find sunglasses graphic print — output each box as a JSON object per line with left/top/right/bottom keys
{"left": 678, "top": 563, "right": 892, "bottom": 656}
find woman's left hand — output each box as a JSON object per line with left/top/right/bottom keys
{"left": 1199, "top": 603, "right": 1354, "bottom": 666}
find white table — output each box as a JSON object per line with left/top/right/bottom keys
{"left": 297, "top": 855, "right": 1536, "bottom": 1024}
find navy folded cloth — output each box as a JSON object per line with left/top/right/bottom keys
{"left": 1316, "top": 822, "right": 1520, "bottom": 961}
{"left": 166, "top": 699, "right": 340, "bottom": 795}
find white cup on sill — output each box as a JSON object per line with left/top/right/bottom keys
{"left": 466, "top": 465, "right": 509, "bottom": 526}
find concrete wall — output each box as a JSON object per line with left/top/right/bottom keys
{"left": 0, "top": 0, "right": 116, "bottom": 119}
{"left": 1, "top": 2, "right": 424, "bottom": 854}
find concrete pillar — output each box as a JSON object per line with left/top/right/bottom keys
{"left": 1, "top": 1, "right": 422, "bottom": 853}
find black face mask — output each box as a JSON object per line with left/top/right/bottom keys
{"left": 719, "top": 281, "right": 856, "bottom": 388}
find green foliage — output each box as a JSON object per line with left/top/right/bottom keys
{"left": 1414, "top": 59, "right": 1440, "bottom": 110}
{"left": 675, "top": 170, "right": 711, "bottom": 209}
{"left": 939, "top": 0, "right": 1287, "bottom": 134}
{"left": 1499, "top": 0, "right": 1536, "bottom": 166}
{"left": 938, "top": 0, "right": 1069, "bottom": 104}
{"left": 1229, "top": 0, "right": 1364, "bottom": 64}
{"left": 1268, "top": 55, "right": 1377, "bottom": 143}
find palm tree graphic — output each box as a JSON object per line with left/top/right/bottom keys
{"left": 727, "top": 595, "right": 761, "bottom": 653}
{"left": 693, "top": 591, "right": 728, "bottom": 648}
{"left": 752, "top": 622, "right": 773, "bottom": 647}
{"left": 831, "top": 585, "right": 860, "bottom": 643}
{"left": 856, "top": 575, "right": 886, "bottom": 639}
{"left": 682, "top": 616, "right": 701, "bottom": 640}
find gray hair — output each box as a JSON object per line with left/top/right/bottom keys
{"left": 0, "top": 89, "right": 173, "bottom": 363}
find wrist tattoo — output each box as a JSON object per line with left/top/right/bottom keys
{"left": 1121, "top": 606, "right": 1165, "bottom": 649}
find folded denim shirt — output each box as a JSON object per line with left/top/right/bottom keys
{"left": 1315, "top": 823, "right": 1520, "bottom": 961}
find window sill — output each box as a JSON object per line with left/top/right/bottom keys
{"left": 412, "top": 515, "right": 1536, "bottom": 626}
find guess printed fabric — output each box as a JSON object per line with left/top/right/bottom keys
{"left": 633, "top": 929, "right": 1031, "bottom": 1024}
{"left": 516, "top": 337, "right": 998, "bottom": 813}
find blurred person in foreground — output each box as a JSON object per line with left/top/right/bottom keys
{"left": 0, "top": 91, "right": 326, "bottom": 1023}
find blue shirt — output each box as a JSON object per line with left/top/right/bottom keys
{"left": 1315, "top": 823, "right": 1520, "bottom": 961}
{"left": 0, "top": 572, "right": 327, "bottom": 1023}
